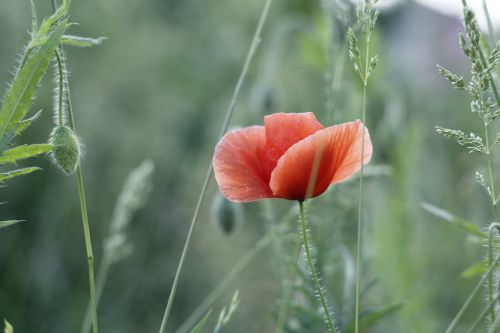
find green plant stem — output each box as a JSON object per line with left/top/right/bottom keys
{"left": 298, "top": 201, "right": 338, "bottom": 333}
{"left": 61, "top": 51, "right": 98, "bottom": 333}
{"left": 81, "top": 255, "right": 111, "bottom": 333}
{"left": 488, "top": 223, "right": 500, "bottom": 326}
{"left": 485, "top": 124, "right": 497, "bottom": 218}
{"left": 54, "top": 49, "right": 64, "bottom": 127}
{"left": 157, "top": 1, "right": 273, "bottom": 332}
{"left": 482, "top": 0, "right": 497, "bottom": 46}
{"left": 354, "top": 30, "right": 371, "bottom": 333}
{"left": 466, "top": 292, "right": 500, "bottom": 333}
{"left": 445, "top": 255, "right": 500, "bottom": 333}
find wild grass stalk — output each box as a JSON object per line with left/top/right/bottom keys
{"left": 157, "top": 1, "right": 273, "bottom": 331}
{"left": 347, "top": 2, "right": 379, "bottom": 332}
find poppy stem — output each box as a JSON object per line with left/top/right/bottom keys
{"left": 61, "top": 53, "right": 99, "bottom": 333}
{"left": 51, "top": 5, "right": 99, "bottom": 332}
{"left": 298, "top": 201, "right": 339, "bottom": 333}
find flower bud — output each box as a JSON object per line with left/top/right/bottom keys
{"left": 211, "top": 193, "right": 242, "bottom": 235}
{"left": 49, "top": 126, "right": 81, "bottom": 175}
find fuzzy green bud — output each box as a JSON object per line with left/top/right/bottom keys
{"left": 49, "top": 126, "right": 81, "bottom": 174}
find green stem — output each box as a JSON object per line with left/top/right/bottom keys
{"left": 60, "top": 51, "right": 98, "bottom": 333}
{"left": 354, "top": 30, "right": 371, "bottom": 333}
{"left": 482, "top": 0, "right": 497, "bottom": 47}
{"left": 81, "top": 255, "right": 111, "bottom": 333}
{"left": 445, "top": 255, "right": 500, "bottom": 333}
{"left": 485, "top": 124, "right": 497, "bottom": 218}
{"left": 298, "top": 201, "right": 338, "bottom": 333}
{"left": 158, "top": 1, "right": 273, "bottom": 331}
{"left": 55, "top": 50, "right": 64, "bottom": 127}
{"left": 488, "top": 223, "right": 500, "bottom": 326}
{"left": 466, "top": 292, "right": 500, "bottom": 333}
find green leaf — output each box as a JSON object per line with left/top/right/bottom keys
{"left": 0, "top": 220, "right": 22, "bottom": 230}
{"left": 0, "top": 167, "right": 41, "bottom": 182}
{"left": 190, "top": 309, "right": 212, "bottom": 333}
{"left": 461, "top": 261, "right": 488, "bottom": 278}
{"left": 61, "top": 35, "right": 106, "bottom": 47}
{"left": 0, "top": 18, "right": 68, "bottom": 142}
{"left": 3, "top": 319, "right": 13, "bottom": 333}
{"left": 0, "top": 144, "right": 52, "bottom": 164}
{"left": 345, "top": 303, "right": 404, "bottom": 332}
{"left": 421, "top": 202, "right": 487, "bottom": 238}
{"left": 15, "top": 110, "right": 42, "bottom": 135}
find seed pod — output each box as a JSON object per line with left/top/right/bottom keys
{"left": 211, "top": 193, "right": 243, "bottom": 235}
{"left": 49, "top": 126, "right": 81, "bottom": 175}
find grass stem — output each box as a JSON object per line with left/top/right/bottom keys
{"left": 354, "top": 29, "right": 371, "bottom": 333}
{"left": 157, "top": 1, "right": 273, "bottom": 331}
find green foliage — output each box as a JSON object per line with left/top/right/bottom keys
{"left": 421, "top": 202, "right": 486, "bottom": 239}
{"left": 0, "top": 167, "right": 41, "bottom": 182}
{"left": 0, "top": 144, "right": 52, "bottom": 164}
{"left": 213, "top": 290, "right": 240, "bottom": 333}
{"left": 190, "top": 310, "right": 212, "bottom": 333}
{"left": 3, "top": 320, "right": 13, "bottom": 333}
{"left": 345, "top": 303, "right": 404, "bottom": 333}
{"left": 435, "top": 127, "right": 486, "bottom": 153}
{"left": 61, "top": 35, "right": 106, "bottom": 48}
{"left": 0, "top": 220, "right": 22, "bottom": 230}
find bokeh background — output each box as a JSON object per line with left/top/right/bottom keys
{"left": 0, "top": 0, "right": 499, "bottom": 332}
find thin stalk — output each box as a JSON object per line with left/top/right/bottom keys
{"left": 488, "top": 223, "right": 500, "bottom": 326}
{"left": 466, "top": 292, "right": 500, "bottom": 333}
{"left": 81, "top": 256, "right": 111, "bottom": 333}
{"left": 298, "top": 201, "right": 338, "bottom": 333}
{"left": 354, "top": 31, "right": 371, "bottom": 333}
{"left": 157, "top": 1, "right": 273, "bottom": 331}
{"left": 54, "top": 50, "right": 64, "bottom": 127}
{"left": 445, "top": 255, "right": 500, "bottom": 333}
{"left": 485, "top": 124, "right": 497, "bottom": 218}
{"left": 55, "top": 48, "right": 98, "bottom": 333}
{"left": 482, "top": 0, "right": 497, "bottom": 46}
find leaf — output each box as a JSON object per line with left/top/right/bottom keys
{"left": 0, "top": 167, "right": 41, "bottom": 182}
{"left": 3, "top": 319, "right": 13, "bottom": 333}
{"left": 61, "top": 35, "right": 106, "bottom": 48}
{"left": 0, "top": 18, "right": 68, "bottom": 142}
{"left": 14, "top": 110, "right": 42, "bottom": 135}
{"left": 190, "top": 309, "right": 212, "bottom": 333}
{"left": 461, "top": 261, "right": 488, "bottom": 278}
{"left": 0, "top": 144, "right": 52, "bottom": 164}
{"left": 345, "top": 303, "right": 404, "bottom": 332}
{"left": 421, "top": 202, "right": 487, "bottom": 238}
{"left": 0, "top": 220, "right": 22, "bottom": 230}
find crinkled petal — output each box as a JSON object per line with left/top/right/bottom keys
{"left": 269, "top": 120, "right": 372, "bottom": 200}
{"left": 213, "top": 126, "right": 274, "bottom": 202}
{"left": 262, "top": 112, "right": 324, "bottom": 175}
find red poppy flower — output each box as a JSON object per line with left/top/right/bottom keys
{"left": 213, "top": 112, "right": 372, "bottom": 202}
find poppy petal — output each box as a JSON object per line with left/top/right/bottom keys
{"left": 269, "top": 120, "right": 372, "bottom": 200}
{"left": 262, "top": 112, "right": 324, "bottom": 175}
{"left": 213, "top": 126, "right": 274, "bottom": 202}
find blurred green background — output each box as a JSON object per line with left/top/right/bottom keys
{"left": 0, "top": 0, "right": 497, "bottom": 332}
